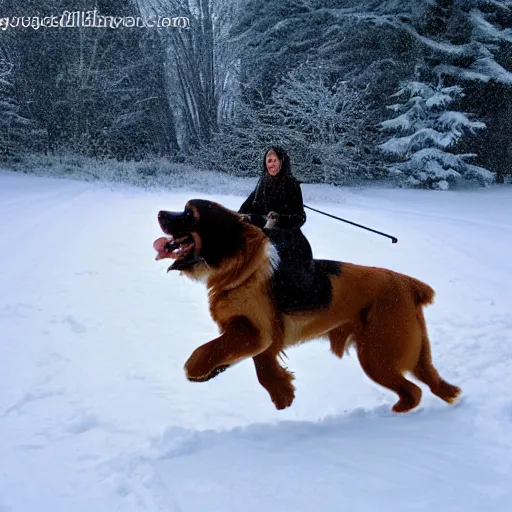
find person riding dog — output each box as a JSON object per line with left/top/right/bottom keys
{"left": 239, "top": 146, "right": 313, "bottom": 265}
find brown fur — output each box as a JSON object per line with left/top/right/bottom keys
{"left": 169, "top": 201, "right": 461, "bottom": 413}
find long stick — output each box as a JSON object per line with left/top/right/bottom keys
{"left": 304, "top": 204, "right": 398, "bottom": 244}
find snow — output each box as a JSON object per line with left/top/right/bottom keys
{"left": 1, "top": 169, "right": 512, "bottom": 512}
{"left": 470, "top": 8, "right": 512, "bottom": 44}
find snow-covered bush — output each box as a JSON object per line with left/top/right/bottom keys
{"left": 195, "top": 66, "right": 381, "bottom": 184}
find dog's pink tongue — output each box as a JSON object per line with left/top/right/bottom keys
{"left": 153, "top": 236, "right": 174, "bottom": 260}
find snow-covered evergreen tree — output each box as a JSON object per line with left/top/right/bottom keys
{"left": 378, "top": 79, "right": 494, "bottom": 189}
{"left": 361, "top": 0, "right": 512, "bottom": 181}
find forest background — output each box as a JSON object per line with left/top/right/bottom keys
{"left": 1, "top": 0, "right": 511, "bottom": 190}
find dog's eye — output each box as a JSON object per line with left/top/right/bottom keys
{"left": 183, "top": 208, "right": 197, "bottom": 226}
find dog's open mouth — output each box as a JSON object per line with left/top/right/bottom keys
{"left": 153, "top": 233, "right": 196, "bottom": 269}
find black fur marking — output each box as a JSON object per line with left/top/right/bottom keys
{"left": 315, "top": 259, "right": 342, "bottom": 276}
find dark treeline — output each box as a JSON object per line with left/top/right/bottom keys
{"left": 0, "top": 0, "right": 511, "bottom": 189}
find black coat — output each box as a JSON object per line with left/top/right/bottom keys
{"left": 238, "top": 147, "right": 307, "bottom": 230}
{"left": 239, "top": 147, "right": 313, "bottom": 263}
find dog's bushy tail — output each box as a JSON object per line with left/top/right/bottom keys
{"left": 404, "top": 275, "right": 435, "bottom": 306}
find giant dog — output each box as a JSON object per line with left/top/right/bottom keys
{"left": 153, "top": 199, "right": 461, "bottom": 413}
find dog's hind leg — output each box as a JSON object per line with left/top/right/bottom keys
{"left": 412, "top": 310, "right": 461, "bottom": 404}
{"left": 357, "top": 347, "right": 422, "bottom": 413}
{"left": 184, "top": 316, "right": 270, "bottom": 382}
{"left": 253, "top": 351, "right": 295, "bottom": 410}
{"left": 328, "top": 323, "right": 353, "bottom": 358}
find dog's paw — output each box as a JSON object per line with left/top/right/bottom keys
{"left": 184, "top": 346, "right": 230, "bottom": 382}
{"left": 270, "top": 384, "right": 296, "bottom": 410}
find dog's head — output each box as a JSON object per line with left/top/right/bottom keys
{"left": 154, "top": 199, "right": 247, "bottom": 271}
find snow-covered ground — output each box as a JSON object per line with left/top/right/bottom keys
{"left": 1, "top": 169, "right": 511, "bottom": 512}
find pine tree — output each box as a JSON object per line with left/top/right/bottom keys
{"left": 365, "top": 0, "right": 512, "bottom": 181}
{"left": 378, "top": 79, "right": 494, "bottom": 189}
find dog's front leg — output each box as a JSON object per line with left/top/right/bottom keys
{"left": 253, "top": 351, "right": 295, "bottom": 410}
{"left": 184, "top": 316, "right": 268, "bottom": 382}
